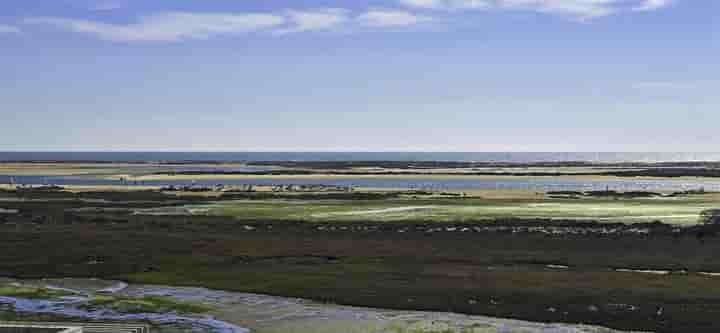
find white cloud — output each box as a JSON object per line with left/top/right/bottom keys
{"left": 25, "top": 12, "right": 286, "bottom": 42}
{"left": 399, "top": 0, "right": 678, "bottom": 20}
{"left": 399, "top": 0, "right": 492, "bottom": 10}
{"left": 499, "top": 0, "right": 619, "bottom": 20}
{"left": 399, "top": 0, "right": 442, "bottom": 8}
{"left": 358, "top": 10, "right": 432, "bottom": 27}
{"left": 633, "top": 0, "right": 673, "bottom": 11}
{"left": 26, "top": 9, "right": 358, "bottom": 41}
{"left": 275, "top": 8, "right": 348, "bottom": 35}
{"left": 0, "top": 24, "right": 21, "bottom": 34}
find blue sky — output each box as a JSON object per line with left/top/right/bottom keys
{"left": 1, "top": 0, "right": 717, "bottom": 151}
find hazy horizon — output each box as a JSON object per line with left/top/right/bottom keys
{"left": 4, "top": 151, "right": 720, "bottom": 164}
{"left": 3, "top": 149, "right": 720, "bottom": 153}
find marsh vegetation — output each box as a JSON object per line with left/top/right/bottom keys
{"left": 3, "top": 162, "right": 720, "bottom": 332}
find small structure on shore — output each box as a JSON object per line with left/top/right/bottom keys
{"left": 14, "top": 185, "right": 64, "bottom": 191}
{"left": 271, "top": 184, "right": 353, "bottom": 193}
{"left": 160, "top": 184, "right": 217, "bottom": 192}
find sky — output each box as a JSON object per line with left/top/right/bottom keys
{"left": 1, "top": 0, "right": 717, "bottom": 152}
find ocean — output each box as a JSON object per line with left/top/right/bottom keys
{"left": 2, "top": 174, "right": 720, "bottom": 192}
{"left": 1, "top": 152, "right": 720, "bottom": 163}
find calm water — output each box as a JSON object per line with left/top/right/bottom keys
{"left": 3, "top": 152, "right": 720, "bottom": 191}
{"left": 3, "top": 175, "right": 720, "bottom": 192}
{"left": 2, "top": 151, "right": 720, "bottom": 163}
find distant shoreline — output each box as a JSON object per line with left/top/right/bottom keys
{"left": 5, "top": 160, "right": 720, "bottom": 180}
{"left": 4, "top": 159, "right": 720, "bottom": 168}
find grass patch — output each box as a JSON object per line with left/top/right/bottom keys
{"left": 0, "top": 285, "right": 73, "bottom": 300}
{"left": 190, "top": 196, "right": 720, "bottom": 225}
{"left": 84, "top": 295, "right": 212, "bottom": 314}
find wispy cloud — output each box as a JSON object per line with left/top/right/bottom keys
{"left": 501, "top": 0, "right": 618, "bottom": 20}
{"left": 25, "top": 12, "right": 286, "bottom": 42}
{"left": 632, "top": 0, "right": 674, "bottom": 11}
{"left": 358, "top": 10, "right": 432, "bottom": 27}
{"left": 399, "top": 0, "right": 677, "bottom": 20}
{"left": 399, "top": 0, "right": 491, "bottom": 10}
{"left": 20, "top": 0, "right": 678, "bottom": 42}
{"left": 274, "top": 8, "right": 348, "bottom": 35}
{"left": 25, "top": 8, "right": 432, "bottom": 42}
{"left": 0, "top": 24, "right": 21, "bottom": 34}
